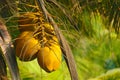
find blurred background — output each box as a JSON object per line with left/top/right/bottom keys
{"left": 0, "top": 0, "right": 120, "bottom": 80}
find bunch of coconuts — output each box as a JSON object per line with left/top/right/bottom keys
{"left": 15, "top": 12, "right": 62, "bottom": 72}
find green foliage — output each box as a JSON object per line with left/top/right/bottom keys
{"left": 17, "top": 59, "right": 71, "bottom": 80}
{"left": 88, "top": 68, "right": 120, "bottom": 80}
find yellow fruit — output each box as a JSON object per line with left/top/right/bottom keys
{"left": 37, "top": 39, "right": 62, "bottom": 72}
{"left": 15, "top": 31, "right": 40, "bottom": 61}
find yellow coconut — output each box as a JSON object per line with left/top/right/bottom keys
{"left": 15, "top": 31, "right": 40, "bottom": 61}
{"left": 37, "top": 37, "right": 62, "bottom": 72}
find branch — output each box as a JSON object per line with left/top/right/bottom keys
{"left": 36, "top": 0, "right": 78, "bottom": 80}
{"left": 0, "top": 51, "right": 8, "bottom": 80}
{"left": 0, "top": 19, "right": 20, "bottom": 80}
